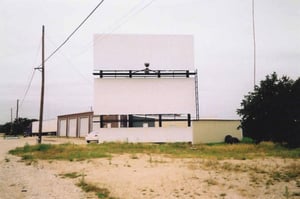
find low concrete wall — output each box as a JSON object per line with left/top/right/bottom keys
{"left": 193, "top": 120, "right": 242, "bottom": 144}
{"left": 96, "top": 127, "right": 193, "bottom": 143}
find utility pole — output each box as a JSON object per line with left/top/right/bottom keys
{"left": 37, "top": 25, "right": 45, "bottom": 144}
{"left": 16, "top": 99, "right": 19, "bottom": 120}
{"left": 15, "top": 99, "right": 19, "bottom": 136}
{"left": 10, "top": 108, "right": 13, "bottom": 134}
{"left": 11, "top": 108, "right": 13, "bottom": 123}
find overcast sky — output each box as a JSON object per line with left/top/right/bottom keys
{"left": 1, "top": 0, "right": 299, "bottom": 124}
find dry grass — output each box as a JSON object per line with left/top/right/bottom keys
{"left": 8, "top": 140, "right": 300, "bottom": 198}
{"left": 59, "top": 172, "right": 83, "bottom": 179}
{"left": 76, "top": 174, "right": 116, "bottom": 199}
{"left": 9, "top": 141, "right": 300, "bottom": 161}
{"left": 192, "top": 157, "right": 300, "bottom": 196}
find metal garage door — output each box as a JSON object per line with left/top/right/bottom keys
{"left": 59, "top": 119, "right": 67, "bottom": 136}
{"left": 68, "top": 118, "right": 77, "bottom": 137}
{"left": 79, "top": 117, "right": 89, "bottom": 137}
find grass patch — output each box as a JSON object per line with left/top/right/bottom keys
{"left": 9, "top": 143, "right": 110, "bottom": 161}
{"left": 22, "top": 154, "right": 34, "bottom": 161}
{"left": 270, "top": 162, "right": 300, "bottom": 182}
{"left": 59, "top": 172, "right": 83, "bottom": 179}
{"left": 204, "top": 178, "right": 218, "bottom": 186}
{"left": 130, "top": 154, "right": 139, "bottom": 159}
{"left": 60, "top": 172, "right": 115, "bottom": 198}
{"left": 76, "top": 175, "right": 114, "bottom": 199}
{"left": 20, "top": 154, "right": 37, "bottom": 165}
{"left": 283, "top": 186, "right": 291, "bottom": 199}
{"left": 9, "top": 142, "right": 300, "bottom": 161}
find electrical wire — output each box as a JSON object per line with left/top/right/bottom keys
{"left": 47, "top": 36, "right": 93, "bottom": 84}
{"left": 19, "top": 0, "right": 155, "bottom": 115}
{"left": 39, "top": 0, "right": 105, "bottom": 67}
{"left": 19, "top": 37, "right": 42, "bottom": 109}
{"left": 20, "top": 70, "right": 36, "bottom": 108}
{"left": 77, "top": 0, "right": 156, "bottom": 57}
{"left": 18, "top": 0, "right": 105, "bottom": 113}
{"left": 94, "top": 0, "right": 156, "bottom": 43}
{"left": 101, "top": 0, "right": 156, "bottom": 34}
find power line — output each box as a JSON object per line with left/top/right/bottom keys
{"left": 42, "top": 0, "right": 156, "bottom": 110}
{"left": 94, "top": 0, "right": 156, "bottom": 42}
{"left": 103, "top": 0, "right": 156, "bottom": 34}
{"left": 77, "top": 0, "right": 156, "bottom": 57}
{"left": 19, "top": 0, "right": 155, "bottom": 115}
{"left": 47, "top": 35, "right": 93, "bottom": 84}
{"left": 20, "top": 70, "right": 36, "bottom": 108}
{"left": 19, "top": 37, "right": 42, "bottom": 109}
{"left": 19, "top": 0, "right": 105, "bottom": 109}
{"left": 40, "top": 0, "right": 105, "bottom": 66}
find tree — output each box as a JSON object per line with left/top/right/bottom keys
{"left": 0, "top": 122, "right": 12, "bottom": 133}
{"left": 237, "top": 72, "right": 300, "bottom": 147}
{"left": 0, "top": 118, "right": 37, "bottom": 136}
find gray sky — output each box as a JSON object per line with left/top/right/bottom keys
{"left": 1, "top": 0, "right": 299, "bottom": 124}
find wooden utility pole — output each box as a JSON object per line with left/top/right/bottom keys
{"left": 10, "top": 108, "right": 13, "bottom": 134}
{"left": 10, "top": 108, "right": 13, "bottom": 123}
{"left": 16, "top": 99, "right": 19, "bottom": 120}
{"left": 37, "top": 25, "right": 45, "bottom": 144}
{"left": 15, "top": 99, "right": 19, "bottom": 136}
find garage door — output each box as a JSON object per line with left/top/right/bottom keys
{"left": 68, "top": 118, "right": 77, "bottom": 137}
{"left": 59, "top": 119, "right": 67, "bottom": 136}
{"left": 79, "top": 117, "right": 89, "bottom": 137}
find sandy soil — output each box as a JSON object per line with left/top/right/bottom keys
{"left": 0, "top": 135, "right": 299, "bottom": 199}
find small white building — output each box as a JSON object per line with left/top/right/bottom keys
{"left": 32, "top": 119, "right": 57, "bottom": 135}
{"left": 57, "top": 112, "right": 93, "bottom": 137}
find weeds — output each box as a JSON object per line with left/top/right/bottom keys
{"left": 76, "top": 174, "right": 114, "bottom": 199}
{"left": 130, "top": 154, "right": 139, "bottom": 159}
{"left": 21, "top": 154, "right": 37, "bottom": 165}
{"left": 270, "top": 162, "right": 300, "bottom": 182}
{"left": 37, "top": 144, "right": 52, "bottom": 151}
{"left": 148, "top": 154, "right": 152, "bottom": 163}
{"left": 202, "top": 159, "right": 219, "bottom": 170}
{"left": 198, "top": 158, "right": 299, "bottom": 191}
{"left": 147, "top": 154, "right": 167, "bottom": 164}
{"left": 108, "top": 157, "right": 112, "bottom": 165}
{"left": 293, "top": 192, "right": 300, "bottom": 197}
{"left": 220, "top": 193, "right": 226, "bottom": 198}
{"left": 60, "top": 172, "right": 114, "bottom": 198}
{"left": 23, "top": 143, "right": 30, "bottom": 152}
{"left": 9, "top": 143, "right": 110, "bottom": 161}
{"left": 59, "top": 172, "right": 82, "bottom": 179}
{"left": 9, "top": 142, "right": 300, "bottom": 161}
{"left": 283, "top": 186, "right": 290, "bottom": 199}
{"left": 22, "top": 154, "right": 34, "bottom": 161}
{"left": 204, "top": 178, "right": 218, "bottom": 186}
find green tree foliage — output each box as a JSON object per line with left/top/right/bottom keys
{"left": 0, "top": 118, "right": 37, "bottom": 135}
{"left": 237, "top": 72, "right": 300, "bottom": 147}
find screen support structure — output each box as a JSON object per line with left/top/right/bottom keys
{"left": 195, "top": 69, "right": 199, "bottom": 120}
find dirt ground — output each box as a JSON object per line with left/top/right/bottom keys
{"left": 0, "top": 135, "right": 299, "bottom": 199}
